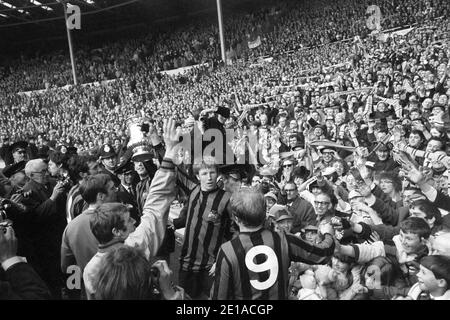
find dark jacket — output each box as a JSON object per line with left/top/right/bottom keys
{"left": 117, "top": 184, "right": 140, "bottom": 224}
{"left": 20, "top": 178, "right": 67, "bottom": 298}
{"left": 287, "top": 196, "right": 317, "bottom": 234}
{"left": 0, "top": 262, "right": 51, "bottom": 300}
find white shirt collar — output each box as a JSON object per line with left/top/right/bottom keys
{"left": 431, "top": 290, "right": 450, "bottom": 300}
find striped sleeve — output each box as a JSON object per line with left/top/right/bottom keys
{"left": 176, "top": 165, "right": 197, "bottom": 193}
{"left": 160, "top": 158, "right": 175, "bottom": 171}
{"left": 286, "top": 233, "right": 335, "bottom": 265}
{"left": 211, "top": 247, "right": 234, "bottom": 300}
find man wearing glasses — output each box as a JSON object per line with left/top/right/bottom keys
{"left": 19, "top": 159, "right": 68, "bottom": 299}
{"left": 280, "top": 158, "right": 295, "bottom": 186}
{"left": 314, "top": 192, "right": 334, "bottom": 228}
{"left": 284, "top": 182, "right": 317, "bottom": 234}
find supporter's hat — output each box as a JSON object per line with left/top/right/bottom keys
{"left": 318, "top": 144, "right": 335, "bottom": 153}
{"left": 348, "top": 190, "right": 363, "bottom": 200}
{"left": 313, "top": 124, "right": 326, "bottom": 132}
{"left": 275, "top": 209, "right": 293, "bottom": 223}
{"left": 281, "top": 155, "right": 296, "bottom": 164}
{"left": 2, "top": 161, "right": 26, "bottom": 178}
{"left": 292, "top": 143, "right": 304, "bottom": 151}
{"left": 219, "top": 164, "right": 254, "bottom": 181}
{"left": 114, "top": 161, "right": 134, "bottom": 175}
{"left": 57, "top": 145, "right": 68, "bottom": 154}
{"left": 259, "top": 166, "right": 278, "bottom": 177}
{"left": 302, "top": 225, "right": 319, "bottom": 232}
{"left": 215, "top": 106, "right": 231, "bottom": 119}
{"left": 99, "top": 144, "right": 117, "bottom": 159}
{"left": 10, "top": 141, "right": 28, "bottom": 153}
{"left": 264, "top": 191, "right": 278, "bottom": 202}
{"left": 268, "top": 204, "right": 284, "bottom": 218}
{"left": 431, "top": 103, "right": 445, "bottom": 111}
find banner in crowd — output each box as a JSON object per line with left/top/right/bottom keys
{"left": 159, "top": 63, "right": 209, "bottom": 77}
{"left": 248, "top": 36, "right": 262, "bottom": 49}
{"left": 18, "top": 78, "right": 120, "bottom": 97}
{"left": 375, "top": 26, "right": 415, "bottom": 42}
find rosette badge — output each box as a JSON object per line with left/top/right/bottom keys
{"left": 127, "top": 115, "right": 155, "bottom": 162}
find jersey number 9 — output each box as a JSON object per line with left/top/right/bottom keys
{"left": 245, "top": 245, "right": 279, "bottom": 291}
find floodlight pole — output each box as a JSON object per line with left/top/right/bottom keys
{"left": 62, "top": 2, "right": 78, "bottom": 85}
{"left": 216, "top": 0, "right": 226, "bottom": 63}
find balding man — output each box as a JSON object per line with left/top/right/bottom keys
{"left": 211, "top": 188, "right": 335, "bottom": 300}
{"left": 20, "top": 159, "right": 68, "bottom": 299}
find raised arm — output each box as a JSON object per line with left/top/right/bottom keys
{"left": 286, "top": 224, "right": 335, "bottom": 265}
{"left": 125, "top": 119, "right": 179, "bottom": 260}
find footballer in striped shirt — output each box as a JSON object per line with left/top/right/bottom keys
{"left": 211, "top": 188, "right": 335, "bottom": 300}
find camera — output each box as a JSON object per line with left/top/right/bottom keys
{"left": 149, "top": 266, "right": 162, "bottom": 299}
{"left": 150, "top": 266, "right": 160, "bottom": 278}
{"left": 57, "top": 172, "right": 72, "bottom": 188}
{"left": 0, "top": 199, "right": 13, "bottom": 233}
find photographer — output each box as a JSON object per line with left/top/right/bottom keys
{"left": 19, "top": 159, "right": 68, "bottom": 299}
{"left": 0, "top": 225, "right": 51, "bottom": 299}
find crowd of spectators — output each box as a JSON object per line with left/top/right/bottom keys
{"left": 1, "top": 0, "right": 450, "bottom": 300}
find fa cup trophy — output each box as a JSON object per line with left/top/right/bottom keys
{"left": 127, "top": 114, "right": 155, "bottom": 162}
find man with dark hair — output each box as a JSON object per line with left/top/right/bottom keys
{"left": 65, "top": 155, "right": 90, "bottom": 223}
{"left": 211, "top": 188, "right": 335, "bottom": 300}
{"left": 61, "top": 173, "right": 118, "bottom": 275}
{"left": 92, "top": 247, "right": 183, "bottom": 300}
{"left": 409, "top": 199, "right": 442, "bottom": 233}
{"left": 60, "top": 173, "right": 118, "bottom": 299}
